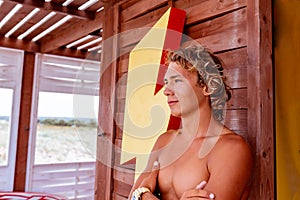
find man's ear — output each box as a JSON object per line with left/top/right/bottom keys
{"left": 202, "top": 85, "right": 212, "bottom": 96}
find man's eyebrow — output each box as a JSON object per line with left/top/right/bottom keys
{"left": 170, "top": 75, "right": 181, "bottom": 79}
{"left": 164, "top": 75, "right": 182, "bottom": 81}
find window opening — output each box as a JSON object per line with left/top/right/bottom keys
{"left": 35, "top": 92, "right": 98, "bottom": 164}
{"left": 0, "top": 88, "right": 13, "bottom": 166}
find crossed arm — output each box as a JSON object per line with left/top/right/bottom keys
{"left": 128, "top": 134, "right": 253, "bottom": 200}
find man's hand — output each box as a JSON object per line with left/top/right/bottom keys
{"left": 139, "top": 161, "right": 160, "bottom": 192}
{"left": 180, "top": 181, "right": 215, "bottom": 200}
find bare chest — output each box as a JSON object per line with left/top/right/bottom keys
{"left": 157, "top": 142, "right": 210, "bottom": 199}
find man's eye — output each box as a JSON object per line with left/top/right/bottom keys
{"left": 175, "top": 79, "right": 182, "bottom": 83}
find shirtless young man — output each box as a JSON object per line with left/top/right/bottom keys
{"left": 129, "top": 45, "right": 253, "bottom": 200}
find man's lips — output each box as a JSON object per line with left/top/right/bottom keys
{"left": 168, "top": 100, "right": 179, "bottom": 105}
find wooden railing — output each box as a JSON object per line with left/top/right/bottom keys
{"left": 29, "top": 162, "right": 95, "bottom": 200}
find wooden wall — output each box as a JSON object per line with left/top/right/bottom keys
{"left": 95, "top": 0, "right": 274, "bottom": 199}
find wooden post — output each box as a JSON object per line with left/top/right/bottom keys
{"left": 13, "top": 52, "right": 35, "bottom": 191}
{"left": 247, "top": 0, "right": 274, "bottom": 199}
{"left": 94, "top": 1, "right": 119, "bottom": 199}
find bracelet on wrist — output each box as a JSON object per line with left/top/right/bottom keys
{"left": 131, "top": 187, "right": 151, "bottom": 200}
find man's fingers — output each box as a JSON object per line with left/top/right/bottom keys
{"left": 139, "top": 161, "right": 160, "bottom": 192}
{"left": 146, "top": 161, "right": 159, "bottom": 180}
{"left": 195, "top": 180, "right": 207, "bottom": 189}
{"left": 152, "top": 161, "right": 160, "bottom": 171}
{"left": 181, "top": 189, "right": 215, "bottom": 199}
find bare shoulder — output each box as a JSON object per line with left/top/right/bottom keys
{"left": 211, "top": 132, "right": 253, "bottom": 164}
{"left": 220, "top": 133, "right": 251, "bottom": 151}
{"left": 205, "top": 132, "right": 254, "bottom": 199}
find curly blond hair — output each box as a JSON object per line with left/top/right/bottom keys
{"left": 167, "top": 45, "right": 231, "bottom": 121}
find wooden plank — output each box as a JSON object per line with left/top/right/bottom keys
{"left": 42, "top": 62, "right": 96, "bottom": 72}
{"left": 0, "top": 2, "right": 15, "bottom": 22}
{"left": 113, "top": 179, "right": 132, "bottom": 198}
{"left": 41, "top": 11, "right": 104, "bottom": 53}
{"left": 0, "top": 6, "right": 33, "bottom": 35}
{"left": 24, "top": 14, "right": 66, "bottom": 41}
{"left": 40, "top": 77, "right": 98, "bottom": 88}
{"left": 224, "top": 109, "right": 247, "bottom": 132}
{"left": 121, "top": 5, "right": 169, "bottom": 31}
{"left": 186, "top": 8, "right": 246, "bottom": 40}
{"left": 47, "top": 48, "right": 101, "bottom": 61}
{"left": 120, "top": 44, "right": 136, "bottom": 58}
{"left": 116, "top": 100, "right": 125, "bottom": 119}
{"left": 69, "top": 36, "right": 101, "bottom": 49}
{"left": 119, "top": 27, "right": 149, "bottom": 48}
{"left": 227, "top": 88, "right": 247, "bottom": 109}
{"left": 94, "top": 1, "right": 119, "bottom": 200}
{"left": 32, "top": 178, "right": 95, "bottom": 188}
{"left": 39, "top": 83, "right": 99, "bottom": 96}
{"left": 53, "top": 0, "right": 104, "bottom": 13}
{"left": 115, "top": 84, "right": 126, "bottom": 100}
{"left": 33, "top": 161, "right": 95, "bottom": 169}
{"left": 115, "top": 126, "right": 124, "bottom": 140}
{"left": 36, "top": 175, "right": 95, "bottom": 184}
{"left": 224, "top": 67, "right": 247, "bottom": 89}
{"left": 113, "top": 166, "right": 134, "bottom": 186}
{"left": 0, "top": 36, "right": 40, "bottom": 53}
{"left": 42, "top": 63, "right": 100, "bottom": 73}
{"left": 32, "top": 183, "right": 95, "bottom": 193}
{"left": 247, "top": 0, "right": 274, "bottom": 199}
{"left": 33, "top": 170, "right": 95, "bottom": 180}
{"left": 217, "top": 47, "right": 248, "bottom": 69}
{"left": 32, "top": 178, "right": 94, "bottom": 188}
{"left": 8, "top": 10, "right": 51, "bottom": 37}
{"left": 112, "top": 193, "right": 127, "bottom": 200}
{"left": 5, "top": 0, "right": 95, "bottom": 20}
{"left": 0, "top": 48, "right": 23, "bottom": 66}
{"left": 184, "top": 0, "right": 246, "bottom": 25}
{"left": 32, "top": 181, "right": 93, "bottom": 193}
{"left": 193, "top": 23, "right": 247, "bottom": 52}
{"left": 120, "top": 11, "right": 246, "bottom": 51}
{"left": 121, "top": 0, "right": 168, "bottom": 22}
{"left": 13, "top": 52, "right": 35, "bottom": 191}
{"left": 0, "top": 80, "right": 14, "bottom": 88}
{"left": 42, "top": 55, "right": 101, "bottom": 70}
{"left": 29, "top": 162, "right": 95, "bottom": 199}
{"left": 41, "top": 65, "right": 99, "bottom": 82}
{"left": 0, "top": 70, "right": 15, "bottom": 81}
{"left": 118, "top": 54, "right": 129, "bottom": 74}
{"left": 114, "top": 139, "right": 122, "bottom": 165}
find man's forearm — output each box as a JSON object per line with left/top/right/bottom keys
{"left": 141, "top": 192, "right": 159, "bottom": 200}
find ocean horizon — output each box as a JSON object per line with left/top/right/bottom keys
{"left": 0, "top": 116, "right": 97, "bottom": 122}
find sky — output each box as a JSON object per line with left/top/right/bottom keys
{"left": 0, "top": 88, "right": 13, "bottom": 116}
{"left": 0, "top": 88, "right": 99, "bottom": 119}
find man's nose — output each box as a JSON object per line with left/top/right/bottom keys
{"left": 163, "top": 86, "right": 173, "bottom": 96}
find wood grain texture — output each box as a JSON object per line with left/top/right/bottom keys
{"left": 94, "top": 1, "right": 119, "bottom": 200}
{"left": 96, "top": 0, "right": 274, "bottom": 199}
{"left": 247, "top": 0, "right": 274, "bottom": 199}
{"left": 121, "top": 0, "right": 168, "bottom": 22}
{"left": 13, "top": 52, "right": 35, "bottom": 191}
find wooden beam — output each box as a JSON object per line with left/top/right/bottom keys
{"left": 0, "top": 36, "right": 40, "bottom": 52}
{"left": 40, "top": 11, "right": 104, "bottom": 53}
{"left": 94, "top": 2, "right": 119, "bottom": 200}
{"left": 13, "top": 52, "right": 35, "bottom": 191}
{"left": 4, "top": 0, "right": 95, "bottom": 20}
{"left": 49, "top": 47, "right": 101, "bottom": 61}
{"left": 247, "top": 0, "right": 274, "bottom": 199}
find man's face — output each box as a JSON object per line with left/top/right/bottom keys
{"left": 163, "top": 62, "right": 206, "bottom": 118}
